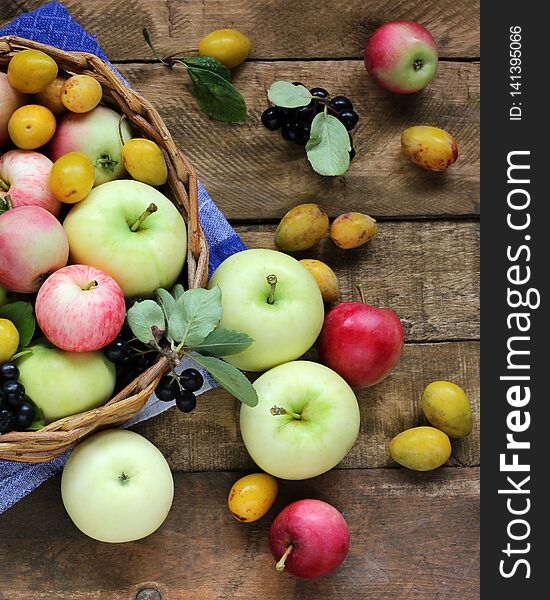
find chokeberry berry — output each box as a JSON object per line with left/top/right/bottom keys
{"left": 292, "top": 81, "right": 305, "bottom": 87}
{"left": 1, "top": 380, "right": 25, "bottom": 407}
{"left": 309, "top": 87, "right": 329, "bottom": 98}
{"left": 176, "top": 390, "right": 197, "bottom": 413}
{"left": 296, "top": 106, "right": 314, "bottom": 123}
{"left": 337, "top": 109, "right": 359, "bottom": 131}
{"left": 15, "top": 401, "right": 35, "bottom": 430}
{"left": 295, "top": 123, "right": 311, "bottom": 146}
{"left": 0, "top": 362, "right": 19, "bottom": 381}
{"left": 329, "top": 95, "right": 354, "bottom": 112}
{"left": 156, "top": 375, "right": 180, "bottom": 402}
{"left": 281, "top": 121, "right": 301, "bottom": 142}
{"left": 180, "top": 368, "right": 204, "bottom": 392}
{"left": 103, "top": 337, "right": 134, "bottom": 366}
{"left": 349, "top": 147, "right": 356, "bottom": 161}
{"left": 0, "top": 408, "right": 14, "bottom": 433}
{"left": 261, "top": 107, "right": 282, "bottom": 131}
{"left": 276, "top": 106, "right": 297, "bottom": 125}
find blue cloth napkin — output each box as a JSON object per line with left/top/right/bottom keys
{"left": 0, "top": 2, "right": 246, "bottom": 514}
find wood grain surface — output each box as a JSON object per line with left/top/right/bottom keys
{"left": 1, "top": 0, "right": 480, "bottom": 60}
{"left": 0, "top": 468, "right": 480, "bottom": 600}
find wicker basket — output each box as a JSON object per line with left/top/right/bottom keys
{"left": 0, "top": 36, "right": 210, "bottom": 462}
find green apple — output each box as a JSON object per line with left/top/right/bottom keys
{"left": 240, "top": 361, "right": 360, "bottom": 479}
{"left": 16, "top": 342, "right": 116, "bottom": 423}
{"left": 63, "top": 180, "right": 187, "bottom": 298}
{"left": 208, "top": 249, "right": 324, "bottom": 371}
{"left": 61, "top": 429, "right": 174, "bottom": 543}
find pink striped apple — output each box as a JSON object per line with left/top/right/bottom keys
{"left": 0, "top": 150, "right": 61, "bottom": 216}
{"left": 0, "top": 72, "right": 26, "bottom": 148}
{"left": 0, "top": 205, "right": 69, "bottom": 293}
{"left": 35, "top": 264, "right": 126, "bottom": 352}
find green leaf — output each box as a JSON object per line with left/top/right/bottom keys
{"left": 0, "top": 301, "right": 35, "bottom": 349}
{"left": 187, "top": 67, "right": 247, "bottom": 123}
{"left": 155, "top": 288, "right": 176, "bottom": 321}
{"left": 306, "top": 112, "right": 351, "bottom": 176}
{"left": 181, "top": 56, "right": 231, "bottom": 81}
{"left": 127, "top": 300, "right": 166, "bottom": 345}
{"left": 172, "top": 284, "right": 185, "bottom": 301}
{"left": 191, "top": 327, "right": 253, "bottom": 357}
{"left": 167, "top": 286, "right": 222, "bottom": 346}
{"left": 190, "top": 353, "right": 258, "bottom": 407}
{"left": 267, "top": 81, "right": 311, "bottom": 108}
{"left": 26, "top": 403, "right": 46, "bottom": 431}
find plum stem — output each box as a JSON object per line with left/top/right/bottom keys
{"left": 266, "top": 274, "right": 277, "bottom": 305}
{"left": 131, "top": 203, "right": 158, "bottom": 231}
{"left": 271, "top": 406, "right": 301, "bottom": 420}
{"left": 83, "top": 280, "right": 98, "bottom": 291}
{"left": 275, "top": 545, "right": 294, "bottom": 572}
{"left": 356, "top": 283, "right": 367, "bottom": 304}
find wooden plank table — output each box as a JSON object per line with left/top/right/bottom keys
{"left": 1, "top": 1, "right": 480, "bottom": 598}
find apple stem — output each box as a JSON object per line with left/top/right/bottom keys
{"left": 131, "top": 203, "right": 158, "bottom": 231}
{"left": 266, "top": 274, "right": 277, "bottom": 305}
{"left": 275, "top": 544, "right": 294, "bottom": 572}
{"left": 271, "top": 406, "right": 302, "bottom": 420}
{"left": 356, "top": 283, "right": 367, "bottom": 304}
{"left": 0, "top": 178, "right": 9, "bottom": 192}
{"left": 83, "top": 280, "right": 98, "bottom": 291}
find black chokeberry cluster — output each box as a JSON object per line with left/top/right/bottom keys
{"left": 0, "top": 362, "right": 36, "bottom": 434}
{"left": 155, "top": 368, "right": 204, "bottom": 413}
{"left": 261, "top": 84, "right": 359, "bottom": 159}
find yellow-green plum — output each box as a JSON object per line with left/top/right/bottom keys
{"left": 421, "top": 381, "right": 473, "bottom": 438}
{"left": 16, "top": 342, "right": 116, "bottom": 423}
{"left": 389, "top": 426, "right": 451, "bottom": 471}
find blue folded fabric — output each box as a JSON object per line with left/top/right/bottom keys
{"left": 0, "top": 1, "right": 246, "bottom": 514}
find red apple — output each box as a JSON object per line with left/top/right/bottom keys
{"left": 269, "top": 499, "right": 350, "bottom": 579}
{"left": 0, "top": 72, "right": 26, "bottom": 148}
{"left": 0, "top": 150, "right": 60, "bottom": 216}
{"left": 35, "top": 265, "right": 126, "bottom": 352}
{"left": 364, "top": 21, "right": 438, "bottom": 94}
{"left": 318, "top": 295, "right": 404, "bottom": 388}
{"left": 0, "top": 205, "right": 69, "bottom": 293}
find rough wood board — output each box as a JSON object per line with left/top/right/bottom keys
{"left": 134, "top": 341, "right": 479, "bottom": 471}
{"left": 0, "top": 0, "right": 480, "bottom": 60}
{"left": 234, "top": 221, "right": 480, "bottom": 342}
{"left": 114, "top": 61, "right": 480, "bottom": 218}
{"left": 0, "top": 467, "right": 480, "bottom": 600}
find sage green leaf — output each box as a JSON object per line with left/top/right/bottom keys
{"left": 155, "top": 288, "right": 176, "bottom": 321}
{"left": 191, "top": 327, "right": 253, "bottom": 357}
{"left": 172, "top": 283, "right": 185, "bottom": 300}
{"left": 168, "top": 286, "right": 222, "bottom": 346}
{"left": 188, "top": 67, "right": 247, "bottom": 123}
{"left": 127, "top": 300, "right": 166, "bottom": 345}
{"left": 0, "top": 301, "right": 35, "bottom": 349}
{"left": 190, "top": 353, "right": 258, "bottom": 407}
{"left": 267, "top": 81, "right": 311, "bottom": 108}
{"left": 306, "top": 112, "right": 351, "bottom": 176}
{"left": 181, "top": 56, "right": 231, "bottom": 80}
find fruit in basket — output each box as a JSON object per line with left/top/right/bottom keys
{"left": 228, "top": 473, "right": 278, "bottom": 523}
{"left": 61, "top": 429, "right": 174, "bottom": 543}
{"left": 0, "top": 72, "right": 26, "bottom": 147}
{"left": 299, "top": 259, "right": 339, "bottom": 303}
{"left": 33, "top": 75, "right": 66, "bottom": 116}
{"left": 318, "top": 292, "right": 404, "bottom": 388}
{"left": 49, "top": 105, "right": 133, "bottom": 185}
{"left": 7, "top": 49, "right": 58, "bottom": 93}
{"left": 240, "top": 361, "right": 360, "bottom": 479}
{"left": 0, "top": 150, "right": 60, "bottom": 216}
{"left": 269, "top": 499, "right": 350, "bottom": 578}
{"left": 421, "top": 381, "right": 473, "bottom": 438}
{"left": 401, "top": 126, "right": 458, "bottom": 171}
{"left": 0, "top": 205, "right": 69, "bottom": 293}
{"left": 330, "top": 212, "right": 377, "bottom": 249}
{"left": 275, "top": 203, "right": 329, "bottom": 251}
{"left": 35, "top": 265, "right": 126, "bottom": 353}
{"left": 122, "top": 138, "right": 168, "bottom": 186}
{"left": 208, "top": 250, "right": 324, "bottom": 371}
{"left": 364, "top": 21, "right": 438, "bottom": 94}
{"left": 49, "top": 152, "right": 95, "bottom": 204}
{"left": 0, "top": 318, "right": 19, "bottom": 362}
{"left": 16, "top": 342, "right": 116, "bottom": 423}
{"left": 198, "top": 29, "right": 252, "bottom": 69}
{"left": 388, "top": 426, "right": 451, "bottom": 471}
{"left": 0, "top": 361, "right": 19, "bottom": 381}
{"left": 8, "top": 105, "right": 57, "bottom": 150}
{"left": 63, "top": 180, "right": 187, "bottom": 298}
{"left": 1, "top": 380, "right": 25, "bottom": 408}
{"left": 0, "top": 285, "right": 6, "bottom": 307}
{"left": 61, "top": 74, "right": 103, "bottom": 113}
{"left": 0, "top": 409, "right": 15, "bottom": 434}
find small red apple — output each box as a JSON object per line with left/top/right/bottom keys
{"left": 364, "top": 21, "right": 438, "bottom": 94}
{"left": 269, "top": 499, "right": 350, "bottom": 579}
{"left": 35, "top": 264, "right": 126, "bottom": 352}
{"left": 0, "top": 72, "right": 26, "bottom": 147}
{"left": 318, "top": 288, "right": 404, "bottom": 388}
